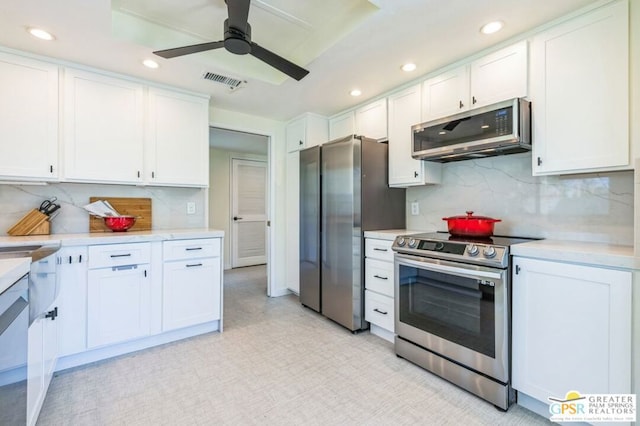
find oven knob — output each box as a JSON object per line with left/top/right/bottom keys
{"left": 434, "top": 242, "right": 444, "bottom": 251}
{"left": 467, "top": 244, "right": 479, "bottom": 256}
{"left": 397, "top": 237, "right": 406, "bottom": 247}
{"left": 408, "top": 238, "right": 417, "bottom": 248}
{"left": 483, "top": 246, "right": 497, "bottom": 258}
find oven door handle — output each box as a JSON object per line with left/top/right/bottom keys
{"left": 395, "top": 253, "right": 503, "bottom": 280}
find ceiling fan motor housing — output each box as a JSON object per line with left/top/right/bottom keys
{"left": 224, "top": 19, "right": 251, "bottom": 55}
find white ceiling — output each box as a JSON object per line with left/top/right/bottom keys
{"left": 0, "top": 0, "right": 596, "bottom": 122}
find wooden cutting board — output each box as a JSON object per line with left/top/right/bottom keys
{"left": 89, "top": 197, "right": 152, "bottom": 232}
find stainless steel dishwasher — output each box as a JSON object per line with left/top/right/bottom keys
{"left": 0, "top": 270, "right": 29, "bottom": 425}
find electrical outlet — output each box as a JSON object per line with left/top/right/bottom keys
{"left": 186, "top": 202, "right": 196, "bottom": 215}
{"left": 411, "top": 202, "right": 419, "bottom": 216}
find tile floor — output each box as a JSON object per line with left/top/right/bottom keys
{"left": 37, "top": 265, "right": 549, "bottom": 425}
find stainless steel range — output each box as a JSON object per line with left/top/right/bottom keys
{"left": 392, "top": 232, "right": 536, "bottom": 410}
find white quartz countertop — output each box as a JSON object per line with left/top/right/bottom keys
{"left": 0, "top": 228, "right": 224, "bottom": 248}
{"left": 364, "top": 229, "right": 429, "bottom": 241}
{"left": 0, "top": 258, "right": 30, "bottom": 295}
{"left": 511, "top": 239, "right": 637, "bottom": 270}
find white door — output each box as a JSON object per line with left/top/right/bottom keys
{"left": 231, "top": 159, "right": 268, "bottom": 268}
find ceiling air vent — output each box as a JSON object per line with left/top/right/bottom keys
{"left": 202, "top": 71, "right": 246, "bottom": 92}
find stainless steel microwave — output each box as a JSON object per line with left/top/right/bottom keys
{"left": 411, "top": 98, "right": 531, "bottom": 162}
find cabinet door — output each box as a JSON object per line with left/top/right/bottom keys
{"left": 57, "top": 247, "right": 88, "bottom": 357}
{"left": 0, "top": 52, "right": 58, "bottom": 181}
{"left": 286, "top": 117, "right": 306, "bottom": 152}
{"left": 26, "top": 298, "right": 58, "bottom": 426}
{"left": 470, "top": 41, "right": 527, "bottom": 109}
{"left": 285, "top": 151, "right": 300, "bottom": 293}
{"left": 355, "top": 99, "right": 387, "bottom": 141}
{"left": 388, "top": 85, "right": 441, "bottom": 187}
{"left": 162, "top": 258, "right": 221, "bottom": 331}
{"left": 329, "top": 111, "right": 355, "bottom": 140}
{"left": 87, "top": 265, "right": 150, "bottom": 347}
{"left": 63, "top": 69, "right": 144, "bottom": 183}
{"left": 421, "top": 65, "right": 469, "bottom": 121}
{"left": 530, "top": 1, "right": 629, "bottom": 175}
{"left": 512, "top": 257, "right": 631, "bottom": 403}
{"left": 146, "top": 88, "right": 209, "bottom": 186}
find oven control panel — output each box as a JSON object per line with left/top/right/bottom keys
{"left": 393, "top": 235, "right": 509, "bottom": 268}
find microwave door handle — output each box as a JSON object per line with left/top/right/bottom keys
{"left": 395, "top": 254, "right": 503, "bottom": 280}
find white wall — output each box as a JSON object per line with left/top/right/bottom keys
{"left": 209, "top": 147, "right": 267, "bottom": 270}
{"left": 209, "top": 107, "right": 288, "bottom": 297}
{"left": 0, "top": 182, "right": 206, "bottom": 235}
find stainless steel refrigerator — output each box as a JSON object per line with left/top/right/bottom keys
{"left": 299, "top": 135, "right": 405, "bottom": 331}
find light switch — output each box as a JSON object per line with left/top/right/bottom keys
{"left": 187, "top": 202, "right": 196, "bottom": 215}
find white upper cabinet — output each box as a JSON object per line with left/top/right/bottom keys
{"left": 470, "top": 41, "right": 528, "bottom": 109}
{"left": 422, "top": 65, "right": 470, "bottom": 121}
{"left": 422, "top": 41, "right": 528, "bottom": 122}
{"left": 146, "top": 88, "right": 209, "bottom": 187}
{"left": 355, "top": 99, "right": 387, "bottom": 141}
{"left": 63, "top": 68, "right": 145, "bottom": 184}
{"left": 0, "top": 52, "right": 59, "bottom": 181}
{"left": 530, "top": 0, "right": 629, "bottom": 175}
{"left": 387, "top": 85, "right": 441, "bottom": 187}
{"left": 286, "top": 113, "right": 328, "bottom": 152}
{"left": 329, "top": 111, "right": 355, "bottom": 141}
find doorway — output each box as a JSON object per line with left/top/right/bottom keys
{"left": 208, "top": 127, "right": 271, "bottom": 295}
{"left": 231, "top": 158, "right": 267, "bottom": 268}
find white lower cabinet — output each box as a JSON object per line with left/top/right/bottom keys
{"left": 87, "top": 243, "right": 152, "bottom": 348}
{"left": 512, "top": 257, "right": 632, "bottom": 415}
{"left": 162, "top": 238, "right": 222, "bottom": 331}
{"left": 364, "top": 237, "right": 396, "bottom": 342}
{"left": 56, "top": 247, "right": 88, "bottom": 357}
{"left": 27, "top": 299, "right": 58, "bottom": 426}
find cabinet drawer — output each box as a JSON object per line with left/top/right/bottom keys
{"left": 365, "top": 290, "right": 394, "bottom": 332}
{"left": 88, "top": 242, "right": 151, "bottom": 269}
{"left": 365, "top": 258, "right": 394, "bottom": 297}
{"left": 163, "top": 238, "right": 220, "bottom": 261}
{"left": 365, "top": 238, "right": 394, "bottom": 262}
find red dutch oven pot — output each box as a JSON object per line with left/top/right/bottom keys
{"left": 442, "top": 211, "right": 501, "bottom": 237}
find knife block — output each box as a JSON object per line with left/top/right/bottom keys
{"left": 7, "top": 209, "right": 51, "bottom": 236}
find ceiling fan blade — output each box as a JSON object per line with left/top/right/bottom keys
{"left": 226, "top": 0, "right": 251, "bottom": 31}
{"left": 153, "top": 41, "right": 225, "bottom": 59}
{"left": 250, "top": 42, "right": 309, "bottom": 81}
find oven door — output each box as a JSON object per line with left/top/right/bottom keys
{"left": 394, "top": 253, "right": 509, "bottom": 382}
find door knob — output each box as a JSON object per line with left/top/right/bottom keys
{"left": 233, "top": 216, "right": 243, "bottom": 221}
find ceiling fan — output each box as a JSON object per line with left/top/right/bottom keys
{"left": 153, "top": 0, "right": 309, "bottom": 81}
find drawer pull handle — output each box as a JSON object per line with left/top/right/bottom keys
{"left": 110, "top": 254, "right": 132, "bottom": 258}
{"left": 373, "top": 275, "right": 388, "bottom": 280}
{"left": 373, "top": 248, "right": 388, "bottom": 252}
{"left": 185, "top": 247, "right": 202, "bottom": 251}
{"left": 373, "top": 308, "right": 388, "bottom": 315}
{"left": 186, "top": 263, "right": 203, "bottom": 268}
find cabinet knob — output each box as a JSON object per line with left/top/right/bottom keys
{"left": 233, "top": 216, "right": 243, "bottom": 221}
{"left": 45, "top": 307, "right": 58, "bottom": 321}
{"left": 537, "top": 157, "right": 542, "bottom": 166}
{"left": 414, "top": 171, "right": 418, "bottom": 178}
{"left": 299, "top": 140, "right": 303, "bottom": 145}
{"left": 459, "top": 100, "right": 464, "bottom": 109}
{"left": 472, "top": 96, "right": 477, "bottom": 105}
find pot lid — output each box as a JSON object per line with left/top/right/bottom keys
{"left": 442, "top": 211, "right": 501, "bottom": 222}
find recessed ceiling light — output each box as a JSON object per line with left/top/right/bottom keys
{"left": 350, "top": 89, "right": 362, "bottom": 97}
{"left": 480, "top": 21, "right": 504, "bottom": 35}
{"left": 401, "top": 63, "right": 417, "bottom": 72}
{"left": 143, "top": 59, "right": 159, "bottom": 69}
{"left": 28, "top": 27, "right": 55, "bottom": 41}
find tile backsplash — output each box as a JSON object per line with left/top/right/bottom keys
{"left": 0, "top": 182, "right": 207, "bottom": 235}
{"left": 406, "top": 153, "right": 634, "bottom": 246}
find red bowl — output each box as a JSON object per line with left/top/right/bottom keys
{"left": 103, "top": 216, "right": 136, "bottom": 232}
